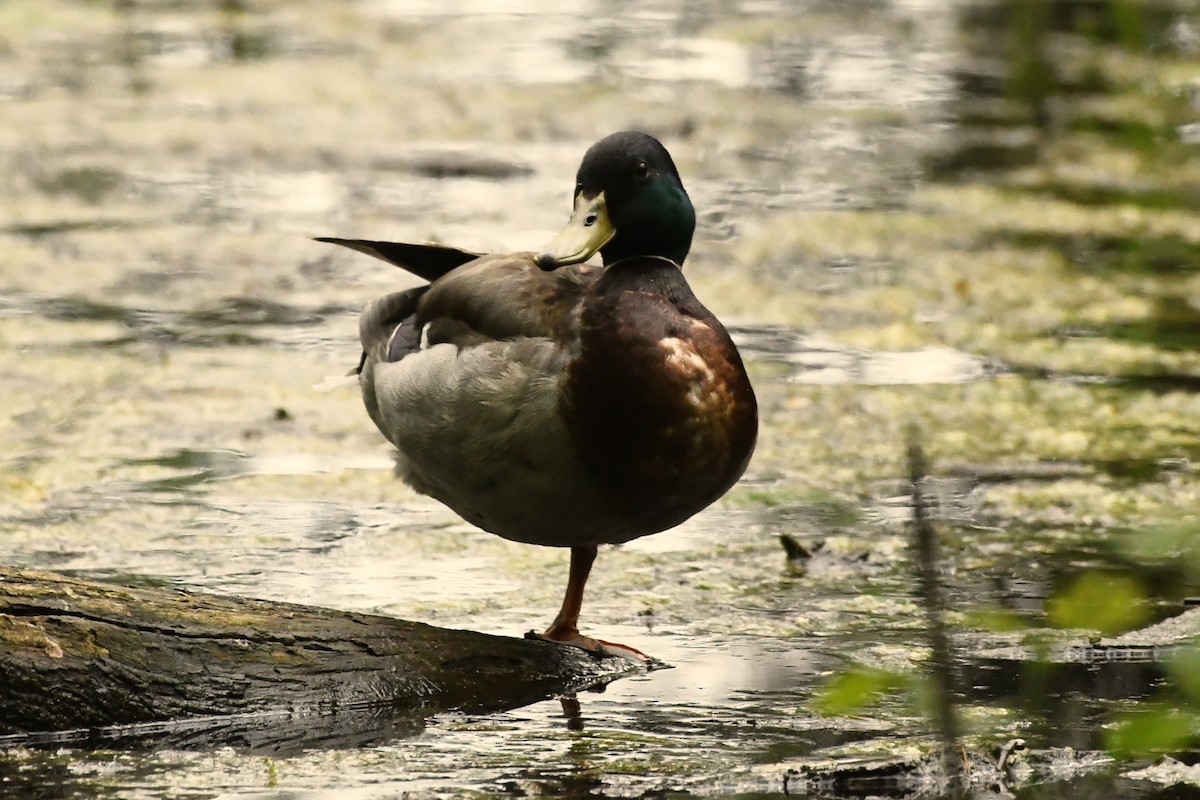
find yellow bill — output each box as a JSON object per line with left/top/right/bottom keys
{"left": 535, "top": 191, "right": 615, "bottom": 269}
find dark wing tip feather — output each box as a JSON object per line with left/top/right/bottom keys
{"left": 316, "top": 237, "right": 481, "bottom": 283}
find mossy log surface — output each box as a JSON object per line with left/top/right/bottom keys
{"left": 0, "top": 567, "right": 634, "bottom": 745}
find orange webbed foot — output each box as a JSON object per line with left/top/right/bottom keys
{"left": 527, "top": 625, "right": 650, "bottom": 663}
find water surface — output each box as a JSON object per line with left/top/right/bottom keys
{"left": 2, "top": 0, "right": 1199, "bottom": 797}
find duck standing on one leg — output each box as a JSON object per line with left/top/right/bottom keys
{"left": 319, "top": 131, "right": 757, "bottom": 660}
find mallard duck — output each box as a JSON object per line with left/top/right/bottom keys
{"left": 319, "top": 131, "right": 757, "bottom": 659}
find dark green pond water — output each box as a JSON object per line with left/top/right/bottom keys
{"left": 2, "top": 0, "right": 1199, "bottom": 797}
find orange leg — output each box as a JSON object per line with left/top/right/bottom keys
{"left": 537, "top": 545, "right": 647, "bottom": 661}
{"left": 541, "top": 544, "right": 596, "bottom": 642}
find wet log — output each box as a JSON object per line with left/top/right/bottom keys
{"left": 970, "top": 606, "right": 1200, "bottom": 666}
{"left": 0, "top": 567, "right": 636, "bottom": 744}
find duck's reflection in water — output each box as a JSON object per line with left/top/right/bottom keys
{"left": 560, "top": 694, "right": 585, "bottom": 732}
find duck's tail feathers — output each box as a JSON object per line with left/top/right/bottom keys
{"left": 316, "top": 238, "right": 480, "bottom": 283}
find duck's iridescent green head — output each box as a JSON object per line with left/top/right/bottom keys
{"left": 536, "top": 131, "right": 696, "bottom": 270}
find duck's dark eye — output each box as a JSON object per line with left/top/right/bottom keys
{"left": 634, "top": 160, "right": 650, "bottom": 180}
{"left": 584, "top": 213, "right": 597, "bottom": 227}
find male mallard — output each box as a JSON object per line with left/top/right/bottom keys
{"left": 319, "top": 131, "right": 757, "bottom": 659}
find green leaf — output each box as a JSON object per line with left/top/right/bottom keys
{"left": 1165, "top": 645, "right": 1200, "bottom": 706}
{"left": 1046, "top": 571, "right": 1150, "bottom": 636}
{"left": 1106, "top": 703, "right": 1200, "bottom": 759}
{"left": 814, "top": 667, "right": 908, "bottom": 716}
{"left": 1119, "top": 524, "right": 1200, "bottom": 572}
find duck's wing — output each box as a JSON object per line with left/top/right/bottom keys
{"left": 357, "top": 255, "right": 610, "bottom": 535}
{"left": 355, "top": 255, "right": 600, "bottom": 429}
{"left": 356, "top": 253, "right": 598, "bottom": 370}
{"left": 316, "top": 238, "right": 481, "bottom": 283}
{"left": 415, "top": 253, "right": 598, "bottom": 346}
{"left": 356, "top": 285, "right": 428, "bottom": 432}
{"left": 358, "top": 285, "right": 429, "bottom": 368}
